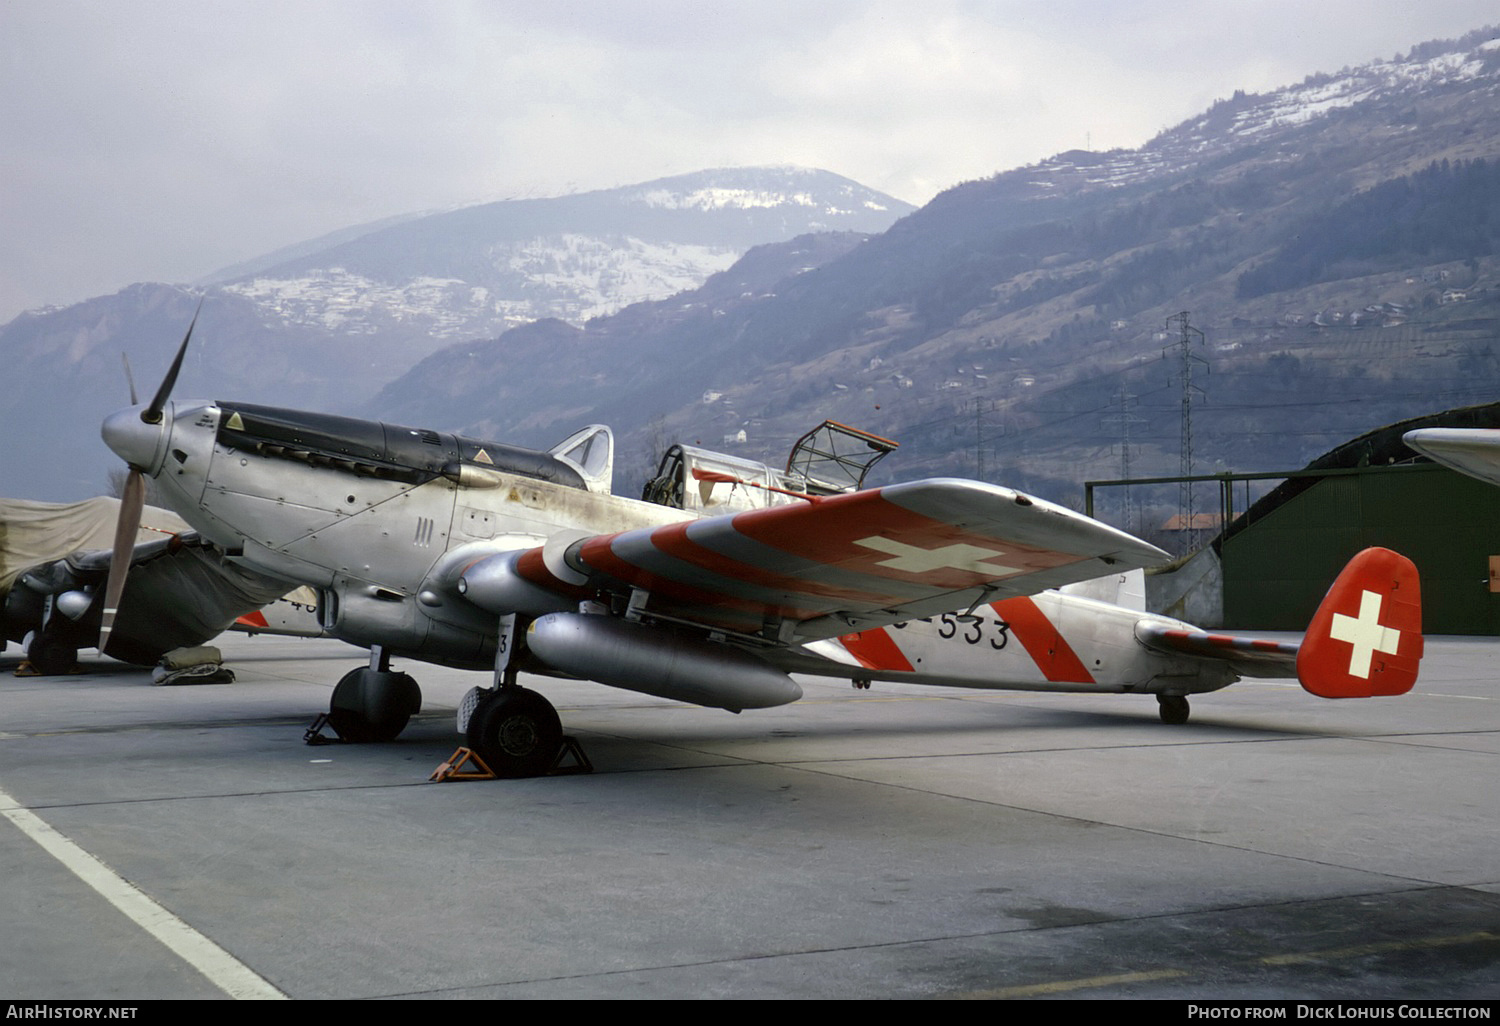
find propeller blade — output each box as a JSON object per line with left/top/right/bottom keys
{"left": 99, "top": 469, "right": 145, "bottom": 655}
{"left": 142, "top": 297, "right": 203, "bottom": 424}
{"left": 121, "top": 352, "right": 138, "bottom": 405}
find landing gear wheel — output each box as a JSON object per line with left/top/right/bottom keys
{"left": 466, "top": 688, "right": 562, "bottom": 778}
{"left": 1157, "top": 694, "right": 1190, "bottom": 725}
{"left": 327, "top": 667, "right": 421, "bottom": 742}
{"left": 27, "top": 634, "right": 78, "bottom": 676}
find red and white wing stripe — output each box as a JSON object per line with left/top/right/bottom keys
{"left": 516, "top": 480, "right": 1167, "bottom": 640}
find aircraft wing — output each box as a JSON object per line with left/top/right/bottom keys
{"left": 511, "top": 479, "right": 1168, "bottom": 642}
{"left": 1403, "top": 427, "right": 1500, "bottom": 487}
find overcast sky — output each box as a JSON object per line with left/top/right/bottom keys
{"left": 3, "top": 0, "right": 1496, "bottom": 323}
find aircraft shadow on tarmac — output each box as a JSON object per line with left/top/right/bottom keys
{"left": 0, "top": 648, "right": 1404, "bottom": 771}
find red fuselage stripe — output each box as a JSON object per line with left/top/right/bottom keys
{"left": 991, "top": 596, "right": 1095, "bottom": 684}
{"left": 837, "top": 628, "right": 915, "bottom": 672}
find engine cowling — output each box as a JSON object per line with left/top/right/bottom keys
{"left": 457, "top": 550, "right": 575, "bottom": 616}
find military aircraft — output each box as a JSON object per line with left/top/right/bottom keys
{"left": 95, "top": 317, "right": 1423, "bottom": 776}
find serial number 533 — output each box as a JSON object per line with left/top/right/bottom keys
{"left": 893, "top": 615, "right": 1012, "bottom": 649}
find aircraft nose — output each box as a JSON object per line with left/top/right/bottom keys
{"left": 102, "top": 404, "right": 170, "bottom": 476}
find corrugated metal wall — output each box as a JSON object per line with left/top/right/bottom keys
{"left": 1221, "top": 464, "right": 1500, "bottom": 633}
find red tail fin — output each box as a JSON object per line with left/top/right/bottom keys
{"left": 1296, "top": 547, "right": 1422, "bottom": 698}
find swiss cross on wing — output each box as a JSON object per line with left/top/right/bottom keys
{"left": 852, "top": 537, "right": 1022, "bottom": 577}
{"left": 700, "top": 483, "right": 1119, "bottom": 595}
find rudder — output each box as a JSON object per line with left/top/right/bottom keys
{"left": 1296, "top": 547, "right": 1422, "bottom": 699}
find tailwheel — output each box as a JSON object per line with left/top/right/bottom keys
{"left": 1157, "top": 694, "right": 1190, "bottom": 725}
{"left": 327, "top": 667, "right": 421, "bottom": 742}
{"left": 466, "top": 687, "right": 562, "bottom": 778}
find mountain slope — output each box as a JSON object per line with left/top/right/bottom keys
{"left": 370, "top": 27, "right": 1500, "bottom": 513}
{"left": 0, "top": 167, "right": 912, "bottom": 500}
{"left": 210, "top": 166, "right": 910, "bottom": 342}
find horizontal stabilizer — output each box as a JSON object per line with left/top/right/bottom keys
{"left": 1134, "top": 623, "right": 1299, "bottom": 677}
{"left": 1296, "top": 547, "right": 1422, "bottom": 698}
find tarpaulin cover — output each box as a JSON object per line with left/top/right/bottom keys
{"left": 2, "top": 497, "right": 308, "bottom": 663}
{"left": 0, "top": 497, "right": 189, "bottom": 594}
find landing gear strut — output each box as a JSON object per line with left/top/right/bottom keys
{"left": 450, "top": 618, "right": 573, "bottom": 780}
{"left": 1157, "top": 694, "right": 1190, "bottom": 725}
{"left": 461, "top": 614, "right": 568, "bottom": 777}
{"left": 325, "top": 645, "right": 421, "bottom": 742}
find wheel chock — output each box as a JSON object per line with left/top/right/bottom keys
{"left": 430, "top": 747, "right": 497, "bottom": 781}
{"left": 549, "top": 735, "right": 593, "bottom": 775}
{"left": 15, "top": 660, "right": 81, "bottom": 677}
{"left": 303, "top": 712, "right": 346, "bottom": 745}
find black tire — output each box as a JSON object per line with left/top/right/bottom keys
{"left": 28, "top": 635, "right": 78, "bottom": 676}
{"left": 466, "top": 688, "right": 562, "bottom": 778}
{"left": 1157, "top": 694, "right": 1190, "bottom": 725}
{"left": 327, "top": 668, "right": 421, "bottom": 742}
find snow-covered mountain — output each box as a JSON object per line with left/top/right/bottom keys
{"left": 203, "top": 166, "right": 911, "bottom": 343}
{"left": 970, "top": 32, "right": 1500, "bottom": 201}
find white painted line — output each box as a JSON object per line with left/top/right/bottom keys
{"left": 0, "top": 784, "right": 286, "bottom": 1000}
{"left": 958, "top": 967, "right": 1188, "bottom": 998}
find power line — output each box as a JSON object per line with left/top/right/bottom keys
{"left": 1165, "top": 311, "right": 1208, "bottom": 523}
{"left": 1101, "top": 386, "right": 1147, "bottom": 532}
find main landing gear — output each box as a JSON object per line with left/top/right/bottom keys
{"left": 310, "top": 633, "right": 573, "bottom": 780}
{"left": 465, "top": 685, "right": 564, "bottom": 778}
{"left": 456, "top": 612, "right": 574, "bottom": 778}
{"left": 313, "top": 623, "right": 581, "bottom": 778}
{"left": 323, "top": 645, "right": 421, "bottom": 742}
{"left": 1157, "top": 694, "right": 1191, "bottom": 725}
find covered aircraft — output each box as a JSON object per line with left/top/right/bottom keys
{"left": 0, "top": 496, "right": 311, "bottom": 673}
{"left": 92, "top": 317, "right": 1423, "bottom": 776}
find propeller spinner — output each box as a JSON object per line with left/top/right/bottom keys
{"left": 97, "top": 301, "right": 201, "bottom": 654}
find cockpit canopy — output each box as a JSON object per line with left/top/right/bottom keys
{"left": 215, "top": 402, "right": 596, "bottom": 491}
{"left": 547, "top": 425, "right": 614, "bottom": 494}
{"left": 642, "top": 420, "right": 897, "bottom": 515}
